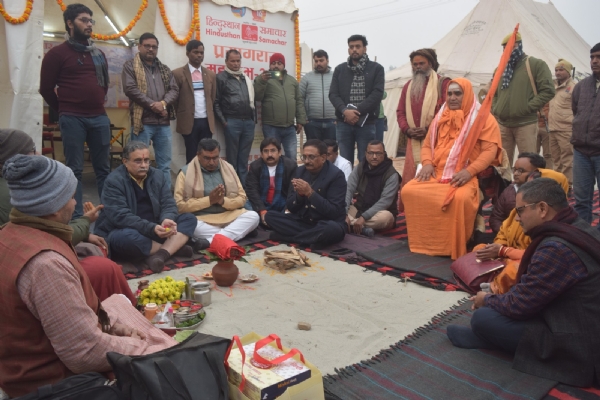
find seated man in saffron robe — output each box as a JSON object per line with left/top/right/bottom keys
{"left": 174, "top": 138, "right": 260, "bottom": 250}
{"left": 245, "top": 137, "right": 297, "bottom": 226}
{"left": 488, "top": 152, "right": 546, "bottom": 234}
{"left": 0, "top": 155, "right": 175, "bottom": 398}
{"left": 402, "top": 78, "right": 502, "bottom": 259}
{"left": 447, "top": 178, "right": 600, "bottom": 388}
{"left": 473, "top": 168, "right": 569, "bottom": 294}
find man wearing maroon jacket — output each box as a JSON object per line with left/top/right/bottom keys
{"left": 40, "top": 3, "right": 111, "bottom": 219}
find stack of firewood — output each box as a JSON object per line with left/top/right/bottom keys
{"left": 263, "top": 247, "right": 310, "bottom": 273}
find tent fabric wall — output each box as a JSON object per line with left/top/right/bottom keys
{"left": 1, "top": 0, "right": 44, "bottom": 148}
{"left": 209, "top": 0, "right": 297, "bottom": 13}
{"left": 382, "top": 0, "right": 593, "bottom": 154}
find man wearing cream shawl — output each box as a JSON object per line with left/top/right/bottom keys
{"left": 174, "top": 139, "right": 259, "bottom": 251}
{"left": 402, "top": 78, "right": 502, "bottom": 260}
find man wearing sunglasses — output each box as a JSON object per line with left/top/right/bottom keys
{"left": 40, "top": 3, "right": 111, "bottom": 220}
{"left": 264, "top": 139, "right": 347, "bottom": 249}
{"left": 448, "top": 178, "right": 600, "bottom": 387}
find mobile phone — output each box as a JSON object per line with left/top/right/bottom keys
{"left": 270, "top": 70, "right": 282, "bottom": 79}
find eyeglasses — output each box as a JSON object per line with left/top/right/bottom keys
{"left": 515, "top": 202, "right": 539, "bottom": 216}
{"left": 142, "top": 44, "right": 159, "bottom": 50}
{"left": 77, "top": 17, "right": 95, "bottom": 25}
{"left": 366, "top": 151, "right": 384, "bottom": 158}
{"left": 300, "top": 154, "right": 321, "bottom": 162}
{"left": 202, "top": 155, "right": 220, "bottom": 162}
{"left": 513, "top": 167, "right": 533, "bottom": 175}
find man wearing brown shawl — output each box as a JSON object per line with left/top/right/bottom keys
{"left": 396, "top": 49, "right": 451, "bottom": 211}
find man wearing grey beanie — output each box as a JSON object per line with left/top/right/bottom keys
{"left": 0, "top": 154, "right": 176, "bottom": 398}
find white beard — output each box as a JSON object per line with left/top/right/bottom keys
{"left": 410, "top": 69, "right": 431, "bottom": 103}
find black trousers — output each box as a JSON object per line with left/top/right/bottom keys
{"left": 183, "top": 118, "right": 212, "bottom": 163}
{"left": 264, "top": 211, "right": 345, "bottom": 246}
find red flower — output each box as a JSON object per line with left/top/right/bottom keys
{"left": 207, "top": 234, "right": 245, "bottom": 261}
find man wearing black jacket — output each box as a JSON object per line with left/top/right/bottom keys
{"left": 214, "top": 49, "right": 255, "bottom": 183}
{"left": 329, "top": 34, "right": 385, "bottom": 165}
{"left": 246, "top": 138, "right": 297, "bottom": 225}
{"left": 264, "top": 140, "right": 346, "bottom": 249}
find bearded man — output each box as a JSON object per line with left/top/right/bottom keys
{"left": 39, "top": 3, "right": 111, "bottom": 219}
{"left": 396, "top": 49, "right": 450, "bottom": 211}
{"left": 491, "top": 33, "right": 555, "bottom": 166}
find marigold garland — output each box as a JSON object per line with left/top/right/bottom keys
{"left": 0, "top": 0, "right": 34, "bottom": 25}
{"left": 158, "top": 0, "right": 199, "bottom": 46}
{"left": 294, "top": 12, "right": 300, "bottom": 81}
{"left": 55, "top": 0, "right": 147, "bottom": 41}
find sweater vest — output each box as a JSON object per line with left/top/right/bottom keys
{"left": 0, "top": 223, "right": 101, "bottom": 397}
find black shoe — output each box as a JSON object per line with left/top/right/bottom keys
{"left": 191, "top": 238, "right": 210, "bottom": 253}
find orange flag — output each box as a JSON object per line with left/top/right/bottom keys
{"left": 441, "top": 24, "right": 520, "bottom": 210}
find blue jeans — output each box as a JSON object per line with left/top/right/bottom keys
{"left": 59, "top": 114, "right": 111, "bottom": 219}
{"left": 183, "top": 118, "right": 212, "bottom": 163}
{"left": 336, "top": 121, "right": 376, "bottom": 166}
{"left": 131, "top": 124, "right": 172, "bottom": 187}
{"left": 304, "top": 119, "right": 337, "bottom": 142}
{"left": 573, "top": 149, "right": 600, "bottom": 228}
{"left": 470, "top": 307, "right": 528, "bottom": 353}
{"left": 108, "top": 213, "right": 197, "bottom": 262}
{"left": 224, "top": 118, "right": 255, "bottom": 185}
{"left": 375, "top": 118, "right": 386, "bottom": 142}
{"left": 262, "top": 124, "right": 297, "bottom": 162}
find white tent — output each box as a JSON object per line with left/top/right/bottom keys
{"left": 382, "top": 0, "right": 592, "bottom": 156}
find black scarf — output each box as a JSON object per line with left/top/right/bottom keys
{"left": 517, "top": 207, "right": 600, "bottom": 282}
{"left": 354, "top": 157, "right": 394, "bottom": 215}
{"left": 66, "top": 33, "right": 109, "bottom": 88}
{"left": 348, "top": 54, "right": 368, "bottom": 104}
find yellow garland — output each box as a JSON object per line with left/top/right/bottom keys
{"left": 158, "top": 0, "right": 200, "bottom": 46}
{"left": 294, "top": 12, "right": 300, "bottom": 81}
{"left": 0, "top": 0, "right": 34, "bottom": 25}
{"left": 55, "top": 0, "right": 148, "bottom": 41}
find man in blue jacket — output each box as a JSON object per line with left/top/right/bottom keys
{"left": 95, "top": 141, "right": 197, "bottom": 272}
{"left": 329, "top": 34, "right": 385, "bottom": 165}
{"left": 265, "top": 139, "right": 347, "bottom": 249}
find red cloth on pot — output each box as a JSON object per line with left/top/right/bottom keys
{"left": 208, "top": 234, "right": 245, "bottom": 260}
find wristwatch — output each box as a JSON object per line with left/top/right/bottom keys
{"left": 160, "top": 100, "right": 167, "bottom": 110}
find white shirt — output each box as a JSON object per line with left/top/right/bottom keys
{"left": 268, "top": 165, "right": 277, "bottom": 177}
{"left": 334, "top": 155, "right": 353, "bottom": 181}
{"left": 188, "top": 64, "right": 207, "bottom": 118}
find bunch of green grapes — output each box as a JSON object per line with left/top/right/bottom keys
{"left": 138, "top": 276, "right": 186, "bottom": 306}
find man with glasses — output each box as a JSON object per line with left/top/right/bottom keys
{"left": 122, "top": 33, "right": 179, "bottom": 187}
{"left": 345, "top": 140, "right": 400, "bottom": 237}
{"left": 264, "top": 139, "right": 347, "bottom": 249}
{"left": 40, "top": 3, "right": 111, "bottom": 219}
{"left": 94, "top": 142, "right": 197, "bottom": 273}
{"left": 174, "top": 139, "right": 259, "bottom": 251}
{"left": 448, "top": 178, "right": 600, "bottom": 388}
{"left": 489, "top": 152, "right": 545, "bottom": 234}
{"left": 324, "top": 139, "right": 352, "bottom": 181}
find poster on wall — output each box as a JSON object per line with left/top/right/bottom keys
{"left": 199, "top": 3, "right": 296, "bottom": 162}
{"left": 43, "top": 41, "right": 133, "bottom": 109}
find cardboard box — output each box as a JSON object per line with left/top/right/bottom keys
{"left": 227, "top": 332, "right": 324, "bottom": 400}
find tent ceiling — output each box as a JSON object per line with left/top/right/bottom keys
{"left": 43, "top": 0, "right": 158, "bottom": 40}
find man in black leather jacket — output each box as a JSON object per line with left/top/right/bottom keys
{"left": 214, "top": 49, "right": 255, "bottom": 184}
